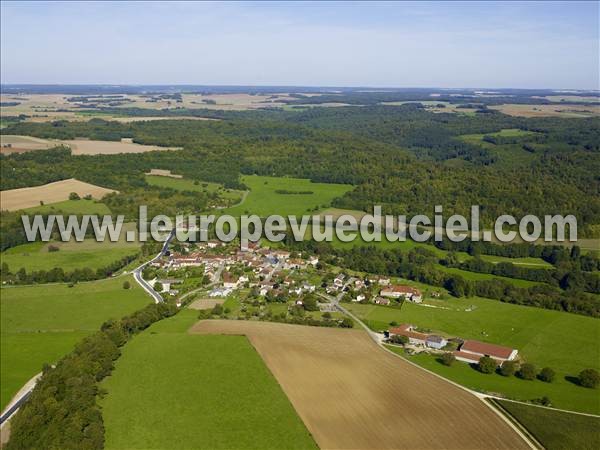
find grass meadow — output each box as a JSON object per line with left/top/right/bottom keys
{"left": 495, "top": 399, "right": 600, "bottom": 449}
{"left": 23, "top": 198, "right": 112, "bottom": 215}
{"left": 0, "top": 276, "right": 150, "bottom": 410}
{"left": 351, "top": 295, "right": 600, "bottom": 413}
{"left": 387, "top": 349, "right": 599, "bottom": 415}
{"left": 1, "top": 239, "right": 139, "bottom": 272}
{"left": 145, "top": 174, "right": 244, "bottom": 201}
{"left": 222, "top": 175, "right": 352, "bottom": 217}
{"left": 100, "top": 310, "right": 317, "bottom": 450}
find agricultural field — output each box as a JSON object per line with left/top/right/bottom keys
{"left": 191, "top": 320, "right": 528, "bottom": 449}
{"left": 100, "top": 310, "right": 317, "bottom": 450}
{"left": 0, "top": 135, "right": 54, "bottom": 154}
{"left": 436, "top": 265, "right": 542, "bottom": 287}
{"left": 222, "top": 175, "right": 353, "bottom": 217}
{"left": 0, "top": 178, "right": 116, "bottom": 211}
{"left": 61, "top": 139, "right": 181, "bottom": 155}
{"left": 0, "top": 276, "right": 150, "bottom": 410}
{"left": 145, "top": 174, "right": 244, "bottom": 202}
{"left": 489, "top": 103, "right": 600, "bottom": 118}
{"left": 348, "top": 297, "right": 600, "bottom": 413}
{"left": 22, "top": 198, "right": 112, "bottom": 215}
{"left": 1, "top": 238, "right": 139, "bottom": 273}
{"left": 495, "top": 400, "right": 600, "bottom": 449}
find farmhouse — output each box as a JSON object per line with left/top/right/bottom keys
{"left": 373, "top": 297, "right": 390, "bottom": 306}
{"left": 389, "top": 324, "right": 428, "bottom": 346}
{"left": 380, "top": 285, "right": 422, "bottom": 302}
{"left": 426, "top": 335, "right": 448, "bottom": 350}
{"left": 222, "top": 272, "right": 240, "bottom": 289}
{"left": 454, "top": 340, "right": 518, "bottom": 364}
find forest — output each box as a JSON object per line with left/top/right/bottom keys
{"left": 2, "top": 103, "right": 599, "bottom": 236}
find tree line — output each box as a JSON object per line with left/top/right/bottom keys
{"left": 6, "top": 301, "right": 178, "bottom": 450}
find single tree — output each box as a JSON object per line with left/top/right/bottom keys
{"left": 122, "top": 280, "right": 131, "bottom": 290}
{"left": 519, "top": 363, "right": 537, "bottom": 380}
{"left": 500, "top": 360, "right": 517, "bottom": 377}
{"left": 538, "top": 367, "right": 555, "bottom": 383}
{"left": 69, "top": 192, "right": 81, "bottom": 200}
{"left": 578, "top": 369, "right": 600, "bottom": 388}
{"left": 340, "top": 317, "right": 354, "bottom": 328}
{"left": 440, "top": 353, "right": 455, "bottom": 366}
{"left": 389, "top": 334, "right": 409, "bottom": 345}
{"left": 478, "top": 356, "right": 497, "bottom": 374}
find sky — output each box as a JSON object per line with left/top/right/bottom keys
{"left": 1, "top": 1, "right": 598, "bottom": 89}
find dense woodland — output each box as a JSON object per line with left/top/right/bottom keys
{"left": 3, "top": 104, "right": 599, "bottom": 235}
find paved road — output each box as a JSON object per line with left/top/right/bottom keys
{"left": 0, "top": 229, "right": 177, "bottom": 429}
{"left": 132, "top": 228, "right": 176, "bottom": 303}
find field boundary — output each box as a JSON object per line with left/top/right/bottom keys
{"left": 489, "top": 399, "right": 544, "bottom": 450}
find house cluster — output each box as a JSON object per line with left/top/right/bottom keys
{"left": 388, "top": 323, "right": 518, "bottom": 366}
{"left": 380, "top": 285, "right": 423, "bottom": 303}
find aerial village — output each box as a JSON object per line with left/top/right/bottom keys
{"left": 141, "top": 238, "right": 519, "bottom": 366}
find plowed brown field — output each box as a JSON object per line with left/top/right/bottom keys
{"left": 190, "top": 320, "right": 530, "bottom": 450}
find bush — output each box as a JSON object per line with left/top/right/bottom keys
{"left": 211, "top": 303, "right": 224, "bottom": 316}
{"left": 122, "top": 280, "right": 131, "bottom": 290}
{"left": 538, "top": 367, "right": 555, "bottom": 383}
{"left": 389, "top": 334, "right": 408, "bottom": 345}
{"left": 47, "top": 244, "right": 59, "bottom": 253}
{"left": 68, "top": 192, "right": 81, "bottom": 200}
{"left": 440, "top": 352, "right": 455, "bottom": 366}
{"left": 322, "top": 312, "right": 332, "bottom": 320}
{"left": 478, "top": 356, "right": 497, "bottom": 374}
{"left": 519, "top": 363, "right": 537, "bottom": 380}
{"left": 339, "top": 317, "right": 354, "bottom": 328}
{"left": 500, "top": 360, "right": 517, "bottom": 377}
{"left": 578, "top": 368, "right": 600, "bottom": 388}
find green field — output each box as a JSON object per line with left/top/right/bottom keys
{"left": 23, "top": 198, "right": 112, "bottom": 215}
{"left": 1, "top": 239, "right": 139, "bottom": 272}
{"left": 349, "top": 298, "right": 599, "bottom": 374}
{"left": 387, "top": 349, "right": 599, "bottom": 414}
{"left": 222, "top": 175, "right": 352, "bottom": 217}
{"left": 0, "top": 276, "right": 150, "bottom": 409}
{"left": 351, "top": 296, "right": 599, "bottom": 413}
{"left": 495, "top": 400, "right": 600, "bottom": 449}
{"left": 145, "top": 174, "right": 244, "bottom": 201}
{"left": 100, "top": 310, "right": 317, "bottom": 449}
{"left": 436, "top": 265, "right": 542, "bottom": 287}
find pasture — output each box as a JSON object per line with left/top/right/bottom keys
{"left": 346, "top": 298, "right": 599, "bottom": 374}
{"left": 145, "top": 174, "right": 244, "bottom": 202}
{"left": 1, "top": 238, "right": 139, "bottom": 272}
{"left": 22, "top": 198, "right": 112, "bottom": 215}
{"left": 0, "top": 135, "right": 54, "bottom": 154}
{"left": 100, "top": 311, "right": 317, "bottom": 450}
{"left": 222, "top": 175, "right": 352, "bottom": 217}
{"left": 490, "top": 103, "right": 600, "bottom": 118}
{"left": 0, "top": 178, "right": 116, "bottom": 211}
{"left": 190, "top": 320, "right": 528, "bottom": 449}
{"left": 62, "top": 139, "right": 181, "bottom": 155}
{"left": 389, "top": 351, "right": 599, "bottom": 415}
{"left": 495, "top": 400, "right": 600, "bottom": 449}
{"left": 0, "top": 276, "right": 150, "bottom": 410}
{"left": 348, "top": 298, "right": 600, "bottom": 413}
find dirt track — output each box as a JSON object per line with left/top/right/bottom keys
{"left": 191, "top": 320, "right": 529, "bottom": 450}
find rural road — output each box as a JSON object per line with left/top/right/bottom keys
{"left": 132, "top": 228, "right": 176, "bottom": 303}
{"left": 0, "top": 229, "right": 177, "bottom": 431}
{"left": 318, "top": 279, "right": 542, "bottom": 449}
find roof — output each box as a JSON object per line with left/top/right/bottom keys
{"left": 453, "top": 350, "right": 502, "bottom": 365}
{"left": 460, "top": 340, "right": 515, "bottom": 359}
{"left": 389, "top": 325, "right": 428, "bottom": 342}
{"left": 427, "top": 335, "right": 446, "bottom": 343}
{"left": 381, "top": 285, "right": 421, "bottom": 295}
